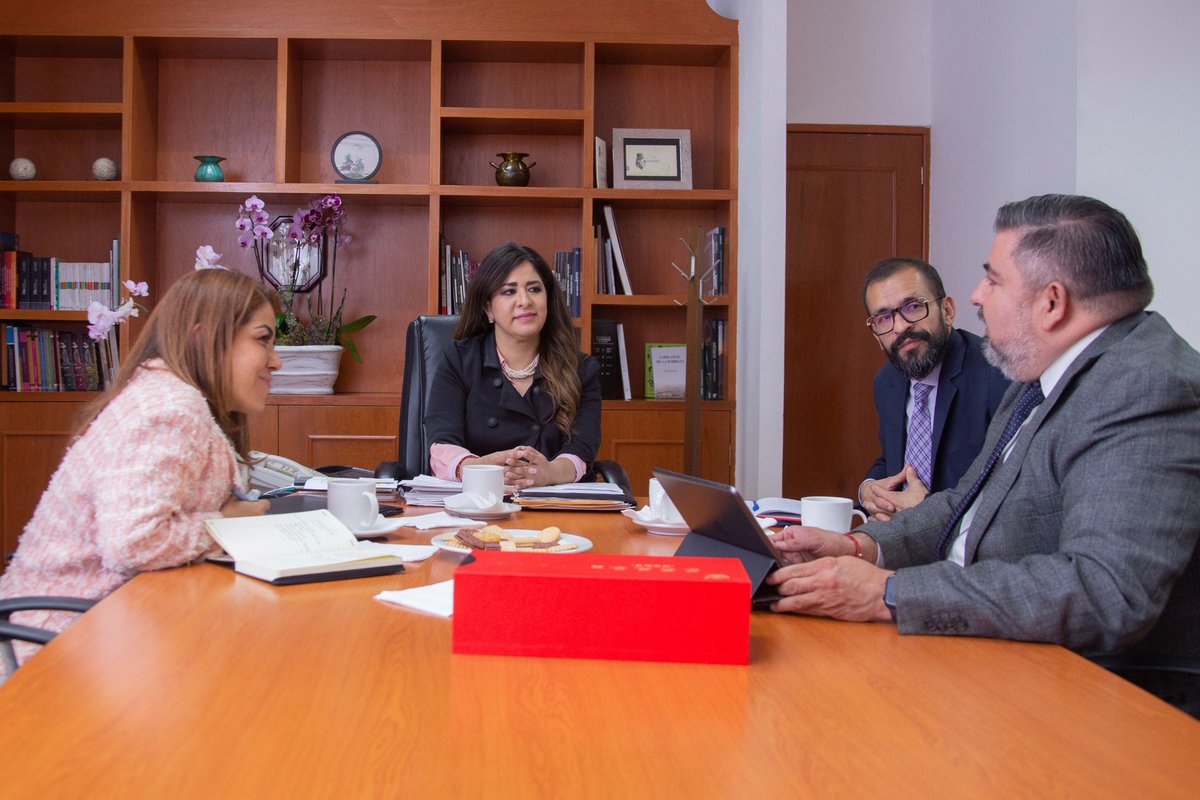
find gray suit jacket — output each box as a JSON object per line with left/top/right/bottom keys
{"left": 864, "top": 312, "right": 1200, "bottom": 659}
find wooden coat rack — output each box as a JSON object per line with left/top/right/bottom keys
{"left": 671, "top": 227, "right": 715, "bottom": 476}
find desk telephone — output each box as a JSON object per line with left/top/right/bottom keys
{"left": 249, "top": 451, "right": 381, "bottom": 490}
{"left": 249, "top": 451, "right": 320, "bottom": 490}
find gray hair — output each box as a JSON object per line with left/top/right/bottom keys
{"left": 994, "top": 194, "right": 1153, "bottom": 319}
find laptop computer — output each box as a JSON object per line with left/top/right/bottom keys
{"left": 653, "top": 468, "right": 787, "bottom": 609}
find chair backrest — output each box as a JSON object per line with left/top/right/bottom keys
{"left": 396, "top": 315, "right": 460, "bottom": 479}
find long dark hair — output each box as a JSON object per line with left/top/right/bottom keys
{"left": 77, "top": 269, "right": 277, "bottom": 463}
{"left": 456, "top": 242, "right": 581, "bottom": 436}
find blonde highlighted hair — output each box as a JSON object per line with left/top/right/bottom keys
{"left": 77, "top": 269, "right": 278, "bottom": 463}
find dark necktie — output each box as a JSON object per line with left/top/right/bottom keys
{"left": 933, "top": 381, "right": 1045, "bottom": 560}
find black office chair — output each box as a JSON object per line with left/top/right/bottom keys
{"left": 1087, "top": 653, "right": 1200, "bottom": 718}
{"left": 375, "top": 315, "right": 631, "bottom": 494}
{"left": 1, "top": 596, "right": 97, "bottom": 674}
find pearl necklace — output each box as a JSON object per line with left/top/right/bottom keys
{"left": 501, "top": 354, "right": 539, "bottom": 380}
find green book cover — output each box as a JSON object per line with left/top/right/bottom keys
{"left": 644, "top": 342, "right": 686, "bottom": 399}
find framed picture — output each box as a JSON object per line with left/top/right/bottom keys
{"left": 330, "top": 131, "right": 382, "bottom": 183}
{"left": 612, "top": 128, "right": 692, "bottom": 190}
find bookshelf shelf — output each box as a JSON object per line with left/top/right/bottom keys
{"left": 0, "top": 310, "right": 89, "bottom": 322}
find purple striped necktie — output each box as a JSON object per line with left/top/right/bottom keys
{"left": 905, "top": 382, "right": 934, "bottom": 490}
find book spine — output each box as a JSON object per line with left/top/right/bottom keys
{"left": 603, "top": 205, "right": 633, "bottom": 295}
{"left": 58, "top": 331, "right": 75, "bottom": 391}
{"left": 0, "top": 251, "right": 11, "bottom": 309}
{"left": 16, "top": 251, "right": 33, "bottom": 310}
{"left": 70, "top": 338, "right": 88, "bottom": 391}
{"left": 616, "top": 322, "right": 631, "bottom": 400}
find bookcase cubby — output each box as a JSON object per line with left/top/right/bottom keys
{"left": 0, "top": 2, "right": 738, "bottom": 569}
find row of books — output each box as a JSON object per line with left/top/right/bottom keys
{"left": 0, "top": 235, "right": 121, "bottom": 311}
{"left": 702, "top": 226, "right": 726, "bottom": 297}
{"left": 593, "top": 212, "right": 726, "bottom": 299}
{"left": 596, "top": 205, "right": 634, "bottom": 295}
{"left": 591, "top": 318, "right": 727, "bottom": 401}
{"left": 438, "top": 238, "right": 475, "bottom": 315}
{"left": 438, "top": 238, "right": 584, "bottom": 318}
{"left": 2, "top": 324, "right": 119, "bottom": 392}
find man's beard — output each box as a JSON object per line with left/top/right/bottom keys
{"left": 887, "top": 322, "right": 952, "bottom": 380}
{"left": 979, "top": 307, "right": 1039, "bottom": 381}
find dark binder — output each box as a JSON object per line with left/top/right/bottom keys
{"left": 591, "top": 317, "right": 624, "bottom": 400}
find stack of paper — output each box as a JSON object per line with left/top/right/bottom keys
{"left": 301, "top": 475, "right": 400, "bottom": 493}
{"left": 400, "top": 475, "right": 463, "bottom": 507}
{"left": 514, "top": 481, "right": 635, "bottom": 511}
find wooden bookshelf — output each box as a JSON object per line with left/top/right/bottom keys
{"left": 0, "top": 2, "right": 738, "bottom": 567}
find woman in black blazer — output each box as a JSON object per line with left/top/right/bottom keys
{"left": 425, "top": 242, "right": 602, "bottom": 488}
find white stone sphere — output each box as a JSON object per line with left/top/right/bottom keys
{"left": 9, "top": 158, "right": 36, "bottom": 181}
{"left": 92, "top": 157, "right": 119, "bottom": 181}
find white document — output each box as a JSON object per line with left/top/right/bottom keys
{"left": 376, "top": 580, "right": 455, "bottom": 618}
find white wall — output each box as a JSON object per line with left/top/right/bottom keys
{"left": 786, "top": 0, "right": 1200, "bottom": 346}
{"left": 1076, "top": 1, "right": 1200, "bottom": 346}
{"left": 787, "top": 0, "right": 930, "bottom": 125}
{"left": 929, "top": 0, "right": 1078, "bottom": 329}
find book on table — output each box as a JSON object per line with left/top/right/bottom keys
{"left": 204, "top": 509, "right": 406, "bottom": 584}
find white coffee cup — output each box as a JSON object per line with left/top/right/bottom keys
{"left": 327, "top": 478, "right": 379, "bottom": 529}
{"left": 648, "top": 477, "right": 684, "bottom": 524}
{"left": 461, "top": 464, "right": 504, "bottom": 509}
{"left": 799, "top": 496, "right": 867, "bottom": 533}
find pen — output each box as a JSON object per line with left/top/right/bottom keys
{"left": 232, "top": 487, "right": 261, "bottom": 502}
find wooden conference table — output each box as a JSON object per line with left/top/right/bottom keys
{"left": 0, "top": 505, "right": 1197, "bottom": 798}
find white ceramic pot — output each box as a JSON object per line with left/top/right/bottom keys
{"left": 271, "top": 345, "right": 343, "bottom": 394}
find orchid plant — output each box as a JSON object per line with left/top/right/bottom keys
{"left": 87, "top": 280, "right": 150, "bottom": 341}
{"left": 195, "top": 193, "right": 375, "bottom": 363}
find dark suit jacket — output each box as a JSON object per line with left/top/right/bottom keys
{"left": 865, "top": 312, "right": 1200, "bottom": 661}
{"left": 866, "top": 328, "right": 1010, "bottom": 492}
{"left": 424, "top": 331, "right": 602, "bottom": 471}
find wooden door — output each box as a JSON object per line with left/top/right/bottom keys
{"left": 783, "top": 126, "right": 928, "bottom": 498}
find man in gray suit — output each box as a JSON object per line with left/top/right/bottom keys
{"left": 768, "top": 194, "right": 1200, "bottom": 710}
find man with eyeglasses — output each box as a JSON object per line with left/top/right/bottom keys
{"left": 767, "top": 195, "right": 1200, "bottom": 715}
{"left": 859, "top": 258, "right": 1009, "bottom": 520}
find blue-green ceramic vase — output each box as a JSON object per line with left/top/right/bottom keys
{"left": 193, "top": 155, "right": 226, "bottom": 182}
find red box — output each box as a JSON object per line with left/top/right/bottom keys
{"left": 452, "top": 552, "right": 750, "bottom": 664}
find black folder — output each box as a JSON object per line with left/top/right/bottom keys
{"left": 653, "top": 468, "right": 786, "bottom": 609}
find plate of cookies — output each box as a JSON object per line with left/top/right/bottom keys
{"left": 431, "top": 525, "right": 592, "bottom": 554}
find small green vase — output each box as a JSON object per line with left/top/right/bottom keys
{"left": 193, "top": 155, "right": 226, "bottom": 182}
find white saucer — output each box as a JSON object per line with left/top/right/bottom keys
{"left": 622, "top": 509, "right": 690, "bottom": 536}
{"left": 350, "top": 514, "right": 408, "bottom": 538}
{"left": 444, "top": 502, "right": 520, "bottom": 520}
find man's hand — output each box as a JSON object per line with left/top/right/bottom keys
{"left": 767, "top": 556, "right": 894, "bottom": 622}
{"left": 860, "top": 465, "right": 928, "bottom": 521}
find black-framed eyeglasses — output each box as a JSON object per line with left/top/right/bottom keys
{"left": 866, "top": 296, "right": 945, "bottom": 336}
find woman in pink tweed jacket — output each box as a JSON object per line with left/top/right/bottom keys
{"left": 0, "top": 269, "right": 281, "bottom": 670}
